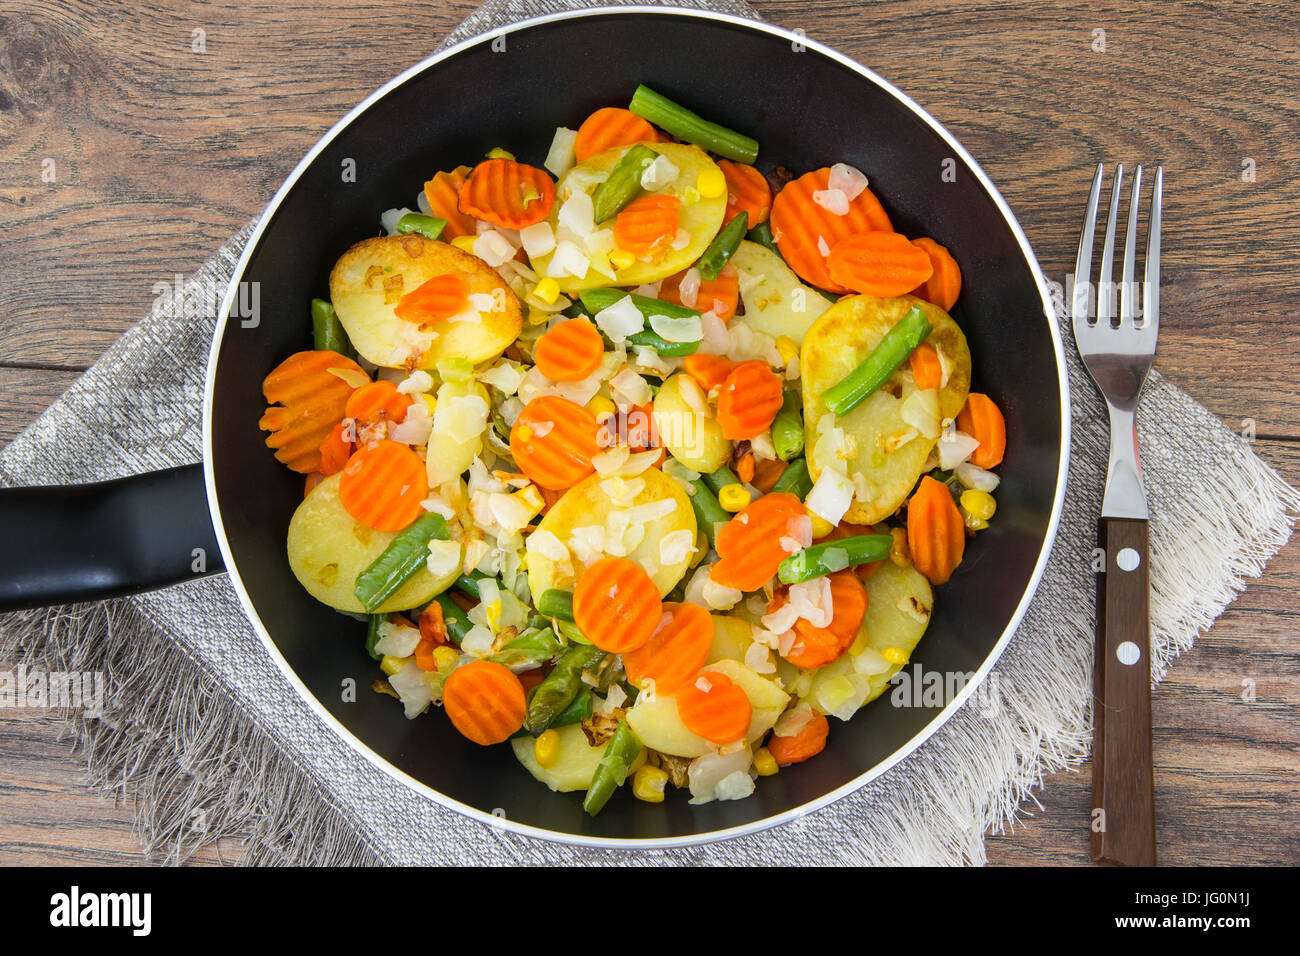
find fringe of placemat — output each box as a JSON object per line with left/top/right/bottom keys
{"left": 1, "top": 600, "right": 383, "bottom": 866}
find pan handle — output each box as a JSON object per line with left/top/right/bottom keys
{"left": 0, "top": 463, "right": 224, "bottom": 612}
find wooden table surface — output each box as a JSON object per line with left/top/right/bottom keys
{"left": 1, "top": 0, "right": 1296, "bottom": 866}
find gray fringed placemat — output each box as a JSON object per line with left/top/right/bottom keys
{"left": 2, "top": 0, "right": 1296, "bottom": 865}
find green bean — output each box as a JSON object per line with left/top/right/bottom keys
{"left": 688, "top": 477, "right": 730, "bottom": 547}
{"left": 524, "top": 644, "right": 607, "bottom": 735}
{"left": 453, "top": 572, "right": 490, "bottom": 599}
{"left": 772, "top": 388, "right": 804, "bottom": 461}
{"left": 579, "top": 288, "right": 701, "bottom": 321}
{"left": 353, "top": 513, "right": 451, "bottom": 612}
{"left": 746, "top": 220, "right": 780, "bottom": 255}
{"left": 696, "top": 211, "right": 747, "bottom": 280}
{"left": 583, "top": 721, "right": 643, "bottom": 816}
{"left": 628, "top": 85, "right": 759, "bottom": 164}
{"left": 432, "top": 593, "right": 472, "bottom": 644}
{"left": 490, "top": 627, "right": 562, "bottom": 670}
{"left": 364, "top": 615, "right": 385, "bottom": 661}
{"left": 396, "top": 212, "right": 447, "bottom": 241}
{"left": 772, "top": 458, "right": 813, "bottom": 498}
{"left": 591, "top": 143, "right": 659, "bottom": 223}
{"left": 625, "top": 329, "right": 700, "bottom": 357}
{"left": 823, "top": 306, "right": 933, "bottom": 417}
{"left": 511, "top": 688, "right": 592, "bottom": 740}
{"left": 537, "top": 589, "right": 575, "bottom": 621}
{"left": 311, "top": 299, "right": 353, "bottom": 356}
{"left": 554, "top": 618, "right": 593, "bottom": 646}
{"left": 777, "top": 533, "right": 893, "bottom": 584}
{"left": 703, "top": 465, "right": 740, "bottom": 496}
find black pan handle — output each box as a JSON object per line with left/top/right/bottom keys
{"left": 0, "top": 463, "right": 224, "bottom": 611}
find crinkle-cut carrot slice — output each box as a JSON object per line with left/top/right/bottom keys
{"left": 682, "top": 352, "right": 739, "bottom": 392}
{"left": 509, "top": 395, "right": 602, "bottom": 490}
{"left": 533, "top": 317, "right": 605, "bottom": 382}
{"left": 394, "top": 274, "right": 470, "bottom": 327}
{"left": 767, "top": 709, "right": 829, "bottom": 765}
{"left": 317, "top": 420, "right": 354, "bottom": 476}
{"left": 715, "top": 359, "right": 784, "bottom": 440}
{"left": 717, "top": 160, "right": 772, "bottom": 227}
{"left": 769, "top": 167, "right": 893, "bottom": 293}
{"left": 443, "top": 660, "right": 527, "bottom": 745}
{"left": 659, "top": 264, "right": 739, "bottom": 322}
{"left": 910, "top": 237, "right": 962, "bottom": 311}
{"left": 259, "top": 349, "right": 367, "bottom": 474}
{"left": 773, "top": 570, "right": 868, "bottom": 669}
{"left": 337, "top": 439, "right": 428, "bottom": 532}
{"left": 676, "top": 670, "right": 752, "bottom": 744}
{"left": 623, "top": 601, "right": 713, "bottom": 694}
{"left": 825, "top": 231, "right": 934, "bottom": 297}
{"left": 909, "top": 342, "right": 944, "bottom": 391}
{"left": 957, "top": 393, "right": 1006, "bottom": 469}
{"left": 572, "top": 556, "right": 663, "bottom": 653}
{"left": 907, "top": 475, "right": 966, "bottom": 585}
{"left": 457, "top": 158, "right": 556, "bottom": 230}
{"left": 574, "top": 107, "right": 662, "bottom": 163}
{"left": 711, "top": 492, "right": 807, "bottom": 592}
{"left": 344, "top": 380, "right": 413, "bottom": 427}
{"left": 614, "top": 194, "right": 681, "bottom": 257}
{"left": 423, "top": 166, "right": 478, "bottom": 240}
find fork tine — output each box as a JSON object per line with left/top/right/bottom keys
{"left": 1072, "top": 164, "right": 1104, "bottom": 329}
{"left": 1120, "top": 165, "right": 1143, "bottom": 326}
{"left": 1097, "top": 164, "right": 1124, "bottom": 327}
{"left": 1142, "top": 167, "right": 1162, "bottom": 331}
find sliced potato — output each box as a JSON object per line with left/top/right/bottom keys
{"left": 625, "top": 658, "right": 790, "bottom": 758}
{"left": 802, "top": 560, "right": 934, "bottom": 718}
{"left": 525, "top": 467, "right": 697, "bottom": 603}
{"left": 528, "top": 143, "right": 727, "bottom": 292}
{"left": 652, "top": 372, "right": 731, "bottom": 474}
{"left": 425, "top": 379, "right": 490, "bottom": 485}
{"left": 707, "top": 615, "right": 755, "bottom": 665}
{"left": 802, "top": 294, "right": 971, "bottom": 524}
{"left": 329, "top": 235, "right": 522, "bottom": 370}
{"left": 730, "top": 240, "right": 834, "bottom": 345}
{"left": 511, "top": 723, "right": 608, "bottom": 791}
{"left": 286, "top": 473, "right": 462, "bottom": 613}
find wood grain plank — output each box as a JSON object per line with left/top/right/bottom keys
{"left": 0, "top": 368, "right": 79, "bottom": 444}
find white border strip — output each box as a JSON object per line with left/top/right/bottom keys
{"left": 204, "top": 5, "right": 1072, "bottom": 851}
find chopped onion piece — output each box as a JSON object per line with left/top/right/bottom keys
{"left": 773, "top": 704, "right": 816, "bottom": 738}
{"left": 472, "top": 231, "right": 518, "bottom": 267}
{"left": 900, "top": 387, "right": 942, "bottom": 440}
{"left": 938, "top": 428, "right": 982, "bottom": 470}
{"left": 827, "top": 162, "right": 868, "bottom": 200}
{"left": 677, "top": 267, "right": 702, "bottom": 309}
{"left": 593, "top": 295, "right": 645, "bottom": 343}
{"left": 659, "top": 529, "right": 696, "bottom": 565}
{"left": 805, "top": 466, "right": 855, "bottom": 525}
{"left": 380, "top": 206, "right": 414, "bottom": 235}
{"left": 955, "top": 461, "right": 1001, "bottom": 492}
{"left": 425, "top": 538, "right": 462, "bottom": 579}
{"left": 547, "top": 240, "right": 590, "bottom": 278}
{"left": 544, "top": 126, "right": 578, "bottom": 178}
{"left": 388, "top": 661, "right": 436, "bottom": 719}
{"left": 640, "top": 153, "right": 680, "bottom": 191}
{"left": 519, "top": 221, "right": 557, "bottom": 259}
{"left": 687, "top": 747, "right": 753, "bottom": 804}
{"left": 649, "top": 312, "right": 703, "bottom": 343}
{"left": 812, "top": 188, "right": 849, "bottom": 215}
{"left": 526, "top": 528, "right": 569, "bottom": 563}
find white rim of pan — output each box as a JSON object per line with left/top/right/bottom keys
{"left": 204, "top": 5, "right": 1072, "bottom": 852}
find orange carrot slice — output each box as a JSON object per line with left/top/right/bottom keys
{"left": 676, "top": 670, "right": 752, "bottom": 744}
{"left": 682, "top": 353, "right": 738, "bottom": 392}
{"left": 574, "top": 107, "right": 661, "bottom": 163}
{"left": 457, "top": 158, "right": 556, "bottom": 230}
{"left": 909, "top": 342, "right": 944, "bottom": 391}
{"left": 659, "top": 264, "right": 739, "bottom": 322}
{"left": 910, "top": 237, "right": 962, "bottom": 311}
{"left": 259, "top": 350, "right": 367, "bottom": 474}
{"left": 338, "top": 439, "right": 428, "bottom": 532}
{"left": 717, "top": 160, "right": 772, "bottom": 227}
{"left": 715, "top": 359, "right": 784, "bottom": 440}
{"left": 572, "top": 557, "right": 663, "bottom": 653}
{"left": 907, "top": 475, "right": 966, "bottom": 585}
{"left": 317, "top": 420, "right": 353, "bottom": 476}
{"left": 510, "top": 395, "right": 602, "bottom": 490}
{"left": 532, "top": 317, "right": 605, "bottom": 382}
{"left": 394, "top": 274, "right": 470, "bottom": 326}
{"left": 777, "top": 570, "right": 868, "bottom": 669}
{"left": 711, "top": 492, "right": 807, "bottom": 591}
{"left": 826, "top": 231, "right": 934, "bottom": 297}
{"left": 345, "top": 380, "right": 413, "bottom": 427}
{"left": 769, "top": 167, "right": 893, "bottom": 293}
{"left": 623, "top": 601, "right": 713, "bottom": 694}
{"left": 614, "top": 194, "right": 680, "bottom": 257}
{"left": 423, "top": 166, "right": 477, "bottom": 240}
{"left": 768, "top": 709, "right": 829, "bottom": 765}
{"left": 443, "top": 660, "right": 527, "bottom": 745}
{"left": 418, "top": 602, "right": 450, "bottom": 648}
{"left": 957, "top": 393, "right": 1006, "bottom": 469}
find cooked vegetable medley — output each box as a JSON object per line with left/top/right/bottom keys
{"left": 260, "top": 87, "right": 1007, "bottom": 814}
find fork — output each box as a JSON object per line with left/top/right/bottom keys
{"left": 1072, "top": 162, "right": 1162, "bottom": 867}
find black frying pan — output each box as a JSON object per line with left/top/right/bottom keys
{"left": 0, "top": 8, "right": 1069, "bottom": 847}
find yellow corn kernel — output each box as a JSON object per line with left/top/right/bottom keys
{"left": 380, "top": 655, "right": 405, "bottom": 676}
{"left": 718, "top": 483, "right": 751, "bottom": 513}
{"left": 881, "top": 646, "right": 909, "bottom": 665}
{"left": 432, "top": 646, "right": 459, "bottom": 672}
{"left": 808, "top": 512, "right": 834, "bottom": 539}
{"left": 632, "top": 765, "right": 669, "bottom": 803}
{"left": 486, "top": 147, "right": 516, "bottom": 161}
{"left": 775, "top": 335, "right": 800, "bottom": 367}
{"left": 451, "top": 235, "right": 477, "bottom": 253}
{"left": 609, "top": 249, "right": 636, "bottom": 270}
{"left": 534, "top": 729, "right": 560, "bottom": 768}
{"left": 697, "top": 168, "right": 727, "bottom": 199}
{"left": 515, "top": 423, "right": 534, "bottom": 442}
{"left": 960, "top": 489, "right": 997, "bottom": 521}
{"left": 586, "top": 395, "right": 617, "bottom": 419}
{"left": 889, "top": 527, "right": 911, "bottom": 567}
{"left": 533, "top": 277, "right": 561, "bottom": 305}
{"left": 963, "top": 510, "right": 990, "bottom": 532}
{"left": 753, "top": 747, "right": 779, "bottom": 777}
{"left": 421, "top": 394, "right": 438, "bottom": 416}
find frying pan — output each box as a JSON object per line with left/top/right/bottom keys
{"left": 0, "top": 7, "right": 1069, "bottom": 847}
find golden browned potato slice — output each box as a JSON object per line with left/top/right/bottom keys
{"left": 801, "top": 294, "right": 971, "bottom": 524}
{"left": 730, "top": 239, "right": 835, "bottom": 345}
{"left": 328, "top": 234, "right": 522, "bottom": 370}
{"left": 527, "top": 143, "right": 727, "bottom": 292}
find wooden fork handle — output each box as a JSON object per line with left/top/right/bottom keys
{"left": 1091, "top": 516, "right": 1157, "bottom": 865}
